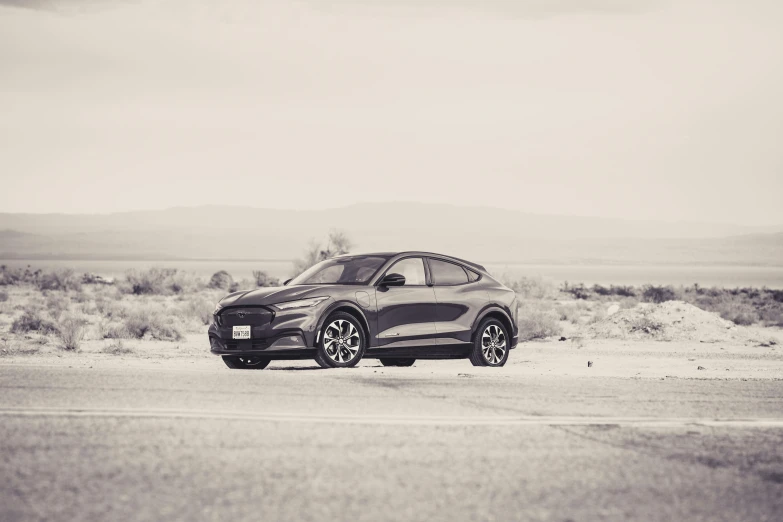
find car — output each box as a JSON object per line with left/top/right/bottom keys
{"left": 208, "top": 251, "right": 519, "bottom": 370}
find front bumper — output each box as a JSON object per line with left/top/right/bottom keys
{"left": 208, "top": 300, "right": 330, "bottom": 356}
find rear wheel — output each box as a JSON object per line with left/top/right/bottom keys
{"left": 222, "top": 355, "right": 271, "bottom": 370}
{"left": 379, "top": 358, "right": 415, "bottom": 367}
{"left": 315, "top": 312, "right": 366, "bottom": 368}
{"left": 469, "top": 319, "right": 509, "bottom": 367}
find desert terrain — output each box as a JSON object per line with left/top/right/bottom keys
{"left": 1, "top": 266, "right": 782, "bottom": 521}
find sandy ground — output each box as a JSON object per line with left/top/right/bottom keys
{"left": 3, "top": 333, "right": 783, "bottom": 380}
{"left": 1, "top": 338, "right": 782, "bottom": 521}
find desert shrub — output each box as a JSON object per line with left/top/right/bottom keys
{"left": 71, "top": 290, "right": 91, "bottom": 303}
{"left": 10, "top": 309, "right": 58, "bottom": 334}
{"left": 502, "top": 276, "right": 556, "bottom": 299}
{"left": 94, "top": 295, "right": 127, "bottom": 319}
{"left": 628, "top": 316, "right": 664, "bottom": 334}
{"left": 209, "top": 270, "right": 234, "bottom": 290}
{"left": 102, "top": 340, "right": 135, "bottom": 355}
{"left": 57, "top": 317, "right": 86, "bottom": 350}
{"left": 103, "top": 323, "right": 131, "bottom": 339}
{"left": 0, "top": 265, "right": 43, "bottom": 286}
{"left": 252, "top": 270, "right": 280, "bottom": 287}
{"left": 45, "top": 293, "right": 71, "bottom": 320}
{"left": 713, "top": 301, "right": 759, "bottom": 326}
{"left": 611, "top": 285, "right": 636, "bottom": 297}
{"left": 641, "top": 285, "right": 678, "bottom": 303}
{"left": 37, "top": 269, "right": 82, "bottom": 292}
{"left": 123, "top": 310, "right": 183, "bottom": 341}
{"left": 292, "top": 230, "right": 352, "bottom": 276}
{"left": 0, "top": 290, "right": 7, "bottom": 302}
{"left": 562, "top": 282, "right": 591, "bottom": 300}
{"left": 759, "top": 308, "right": 783, "bottom": 327}
{"left": 518, "top": 309, "right": 562, "bottom": 341}
{"left": 124, "top": 268, "right": 201, "bottom": 295}
{"left": 179, "top": 297, "right": 214, "bottom": 325}
{"left": 556, "top": 302, "right": 590, "bottom": 324}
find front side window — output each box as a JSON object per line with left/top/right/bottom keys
{"left": 386, "top": 257, "right": 426, "bottom": 286}
{"left": 288, "top": 256, "right": 388, "bottom": 285}
{"left": 429, "top": 258, "right": 468, "bottom": 285}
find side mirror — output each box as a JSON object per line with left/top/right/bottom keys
{"left": 283, "top": 278, "right": 292, "bottom": 286}
{"left": 380, "top": 273, "right": 405, "bottom": 287}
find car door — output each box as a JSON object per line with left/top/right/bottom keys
{"left": 427, "top": 257, "right": 487, "bottom": 345}
{"left": 374, "top": 256, "right": 438, "bottom": 347}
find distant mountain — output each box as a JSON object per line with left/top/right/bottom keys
{"left": 0, "top": 203, "right": 781, "bottom": 265}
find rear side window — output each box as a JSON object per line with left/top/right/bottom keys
{"left": 429, "top": 259, "right": 469, "bottom": 286}
{"left": 466, "top": 268, "right": 480, "bottom": 282}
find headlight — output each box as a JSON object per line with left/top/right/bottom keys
{"left": 272, "top": 297, "right": 329, "bottom": 310}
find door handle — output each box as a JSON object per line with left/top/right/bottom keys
{"left": 386, "top": 333, "right": 400, "bottom": 337}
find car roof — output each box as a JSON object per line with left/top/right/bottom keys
{"left": 337, "top": 251, "right": 487, "bottom": 273}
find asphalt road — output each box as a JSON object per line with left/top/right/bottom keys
{"left": 1, "top": 361, "right": 782, "bottom": 522}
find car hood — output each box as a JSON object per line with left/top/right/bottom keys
{"left": 218, "top": 285, "right": 326, "bottom": 308}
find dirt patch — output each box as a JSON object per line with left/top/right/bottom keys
{"left": 586, "top": 301, "right": 767, "bottom": 343}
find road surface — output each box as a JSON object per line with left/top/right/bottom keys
{"left": 1, "top": 360, "right": 782, "bottom": 521}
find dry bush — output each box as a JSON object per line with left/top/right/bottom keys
{"left": 556, "top": 302, "right": 591, "bottom": 324}
{"left": 124, "top": 268, "right": 203, "bottom": 295}
{"left": 102, "top": 340, "right": 135, "bottom": 355}
{"left": 103, "top": 323, "right": 131, "bottom": 340}
{"left": 178, "top": 296, "right": 214, "bottom": 326}
{"left": 0, "top": 290, "right": 8, "bottom": 302}
{"left": 711, "top": 300, "right": 759, "bottom": 326}
{"left": 292, "top": 230, "right": 352, "bottom": 276}
{"left": 209, "top": 270, "right": 234, "bottom": 290}
{"left": 501, "top": 276, "right": 558, "bottom": 299}
{"left": 10, "top": 309, "right": 58, "bottom": 335}
{"left": 57, "top": 316, "right": 86, "bottom": 350}
{"left": 123, "top": 309, "right": 183, "bottom": 341}
{"left": 37, "top": 269, "right": 82, "bottom": 292}
{"left": 71, "top": 290, "right": 91, "bottom": 303}
{"left": 252, "top": 270, "right": 280, "bottom": 287}
{"left": 641, "top": 285, "right": 679, "bottom": 304}
{"left": 561, "top": 283, "right": 591, "bottom": 300}
{"left": 45, "top": 293, "right": 71, "bottom": 320}
{"left": 518, "top": 309, "right": 562, "bottom": 341}
{"left": 628, "top": 316, "right": 664, "bottom": 334}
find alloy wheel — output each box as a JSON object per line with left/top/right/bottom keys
{"left": 481, "top": 324, "right": 507, "bottom": 365}
{"left": 323, "top": 319, "right": 361, "bottom": 364}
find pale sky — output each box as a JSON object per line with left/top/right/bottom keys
{"left": 1, "top": 0, "right": 781, "bottom": 225}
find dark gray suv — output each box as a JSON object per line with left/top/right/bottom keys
{"left": 208, "top": 252, "right": 519, "bottom": 369}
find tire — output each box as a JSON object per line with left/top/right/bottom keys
{"left": 379, "top": 358, "right": 415, "bottom": 367}
{"left": 469, "top": 318, "right": 509, "bottom": 367}
{"left": 314, "top": 312, "right": 366, "bottom": 368}
{"left": 223, "top": 355, "right": 271, "bottom": 370}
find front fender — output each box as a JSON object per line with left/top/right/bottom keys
{"left": 313, "top": 300, "right": 373, "bottom": 347}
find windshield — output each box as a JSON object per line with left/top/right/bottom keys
{"left": 288, "top": 256, "right": 389, "bottom": 286}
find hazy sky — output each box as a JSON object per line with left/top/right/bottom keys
{"left": 1, "top": 0, "right": 782, "bottom": 225}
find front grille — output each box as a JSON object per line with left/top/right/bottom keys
{"left": 220, "top": 307, "right": 274, "bottom": 327}
{"left": 225, "top": 339, "right": 269, "bottom": 351}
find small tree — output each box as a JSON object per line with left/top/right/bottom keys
{"left": 208, "top": 270, "right": 234, "bottom": 290}
{"left": 292, "top": 230, "right": 353, "bottom": 276}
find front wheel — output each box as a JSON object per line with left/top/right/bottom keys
{"left": 315, "top": 312, "right": 366, "bottom": 368}
{"left": 379, "top": 358, "right": 415, "bottom": 367}
{"left": 223, "top": 355, "right": 271, "bottom": 370}
{"left": 469, "top": 319, "right": 509, "bottom": 367}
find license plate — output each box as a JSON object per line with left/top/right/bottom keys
{"left": 232, "top": 325, "right": 251, "bottom": 339}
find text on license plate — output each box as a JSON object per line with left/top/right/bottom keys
{"left": 232, "top": 325, "right": 251, "bottom": 339}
